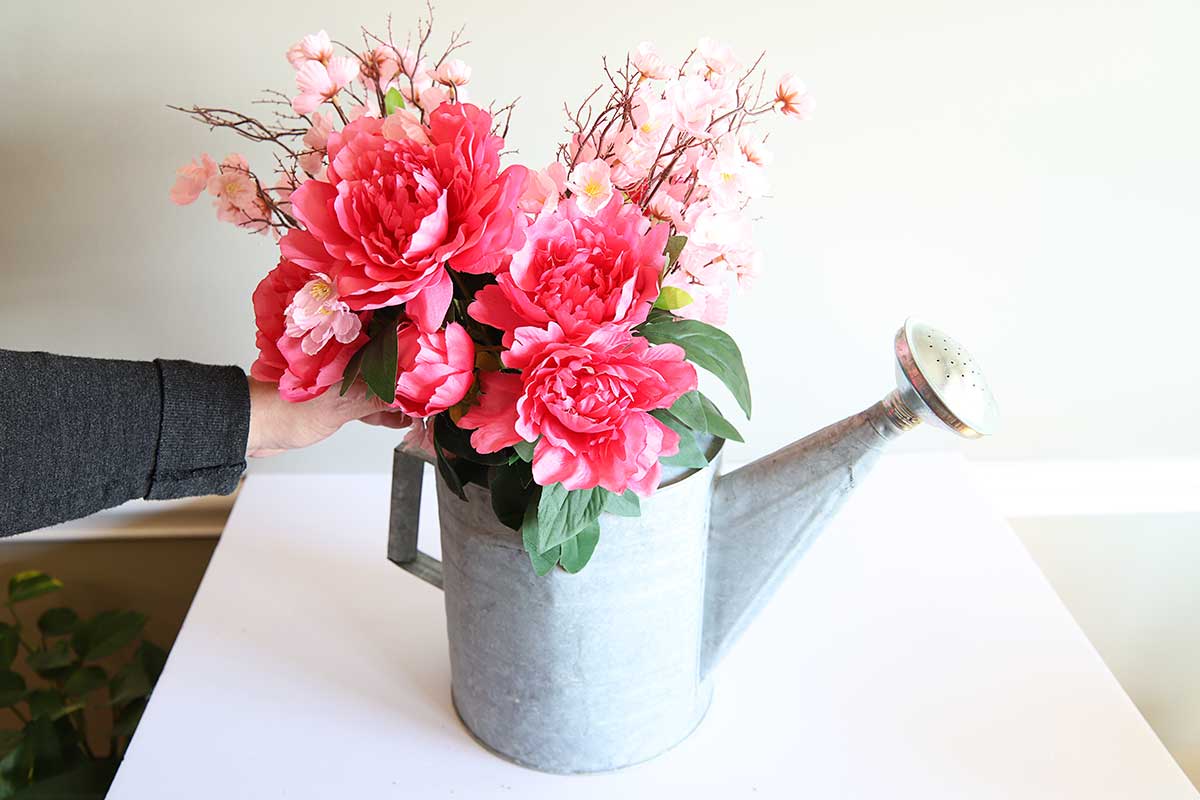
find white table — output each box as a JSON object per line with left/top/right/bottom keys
{"left": 108, "top": 454, "right": 1198, "bottom": 798}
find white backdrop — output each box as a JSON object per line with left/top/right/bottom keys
{"left": 3, "top": 0, "right": 1197, "bottom": 473}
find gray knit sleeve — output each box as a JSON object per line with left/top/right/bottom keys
{"left": 0, "top": 350, "right": 250, "bottom": 535}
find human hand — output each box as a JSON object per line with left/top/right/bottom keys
{"left": 246, "top": 377, "right": 411, "bottom": 458}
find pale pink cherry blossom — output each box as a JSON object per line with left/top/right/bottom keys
{"left": 397, "top": 47, "right": 427, "bottom": 78}
{"left": 697, "top": 136, "right": 768, "bottom": 207}
{"left": 663, "top": 269, "right": 731, "bottom": 325}
{"left": 647, "top": 192, "right": 684, "bottom": 227}
{"left": 292, "top": 56, "right": 360, "bottom": 115}
{"left": 774, "top": 73, "right": 815, "bottom": 120}
{"left": 433, "top": 58, "right": 472, "bottom": 87}
{"left": 361, "top": 45, "right": 401, "bottom": 89}
{"left": 664, "top": 75, "right": 726, "bottom": 138}
{"left": 286, "top": 31, "right": 333, "bottom": 69}
{"left": 630, "top": 91, "right": 671, "bottom": 148}
{"left": 565, "top": 159, "right": 614, "bottom": 216}
{"left": 737, "top": 128, "right": 774, "bottom": 167}
{"left": 632, "top": 42, "right": 670, "bottom": 80}
{"left": 284, "top": 273, "right": 364, "bottom": 356}
{"left": 207, "top": 154, "right": 257, "bottom": 213}
{"left": 381, "top": 107, "right": 431, "bottom": 145}
{"left": 518, "top": 161, "right": 567, "bottom": 216}
{"left": 697, "top": 38, "right": 739, "bottom": 76}
{"left": 169, "top": 153, "right": 217, "bottom": 205}
{"left": 611, "top": 137, "right": 658, "bottom": 187}
{"left": 298, "top": 111, "right": 333, "bottom": 175}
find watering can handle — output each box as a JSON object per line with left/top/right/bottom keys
{"left": 387, "top": 447, "right": 444, "bottom": 590}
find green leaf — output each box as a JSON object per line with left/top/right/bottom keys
{"left": 7, "top": 572, "right": 61, "bottom": 605}
{"left": 653, "top": 286, "right": 693, "bottom": 311}
{"left": 24, "top": 690, "right": 63, "bottom": 721}
{"left": 23, "top": 716, "right": 67, "bottom": 777}
{"left": 71, "top": 611, "right": 146, "bottom": 662}
{"left": 651, "top": 410, "right": 710, "bottom": 469}
{"left": 435, "top": 414, "right": 509, "bottom": 466}
{"left": 637, "top": 319, "right": 752, "bottom": 417}
{"left": 513, "top": 439, "right": 536, "bottom": 462}
{"left": 359, "top": 307, "right": 403, "bottom": 403}
{"left": 534, "top": 485, "right": 607, "bottom": 554}
{"left": 36, "top": 608, "right": 78, "bottom": 638}
{"left": 63, "top": 666, "right": 106, "bottom": 698}
{"left": 0, "top": 626, "right": 17, "bottom": 670}
{"left": 520, "top": 502, "right": 560, "bottom": 576}
{"left": 488, "top": 462, "right": 536, "bottom": 532}
{"left": 668, "top": 391, "right": 744, "bottom": 442}
{"left": 112, "top": 698, "right": 147, "bottom": 739}
{"left": 0, "top": 673, "right": 24, "bottom": 707}
{"left": 25, "top": 642, "right": 74, "bottom": 675}
{"left": 604, "top": 490, "right": 641, "bottom": 517}
{"left": 558, "top": 519, "right": 601, "bottom": 574}
{"left": 433, "top": 435, "right": 467, "bottom": 501}
{"left": 338, "top": 344, "right": 368, "bottom": 397}
{"left": 108, "top": 660, "right": 151, "bottom": 706}
{"left": 7, "top": 758, "right": 120, "bottom": 798}
{"left": 384, "top": 87, "right": 406, "bottom": 115}
{"left": 665, "top": 234, "right": 687, "bottom": 268}
{"left": 137, "top": 641, "right": 168, "bottom": 686}
{"left": 0, "top": 730, "right": 21, "bottom": 760}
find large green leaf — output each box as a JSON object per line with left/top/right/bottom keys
{"left": 637, "top": 318, "right": 752, "bottom": 417}
{"left": 137, "top": 641, "right": 168, "bottom": 686}
{"left": 520, "top": 502, "right": 559, "bottom": 576}
{"left": 488, "top": 462, "right": 536, "bottom": 532}
{"left": 384, "top": 87, "right": 406, "bottom": 115}
{"left": 513, "top": 439, "right": 536, "bottom": 462}
{"left": 534, "top": 484, "right": 607, "bottom": 554}
{"left": 603, "top": 490, "right": 641, "bottom": 517}
{"left": 7, "top": 573, "right": 61, "bottom": 605}
{"left": 433, "top": 435, "right": 467, "bottom": 501}
{"left": 558, "top": 520, "right": 601, "bottom": 574}
{"left": 337, "top": 343, "right": 368, "bottom": 397}
{"left": 36, "top": 609, "right": 78, "bottom": 638}
{"left": 7, "top": 757, "right": 119, "bottom": 799}
{"left": 0, "top": 626, "right": 17, "bottom": 670}
{"left": 667, "top": 391, "right": 744, "bottom": 442}
{"left": 112, "top": 699, "right": 147, "bottom": 740}
{"left": 358, "top": 307, "right": 403, "bottom": 403}
{"left": 108, "top": 660, "right": 151, "bottom": 706}
{"left": 650, "top": 411, "right": 709, "bottom": 469}
{"left": 653, "top": 286, "right": 693, "bottom": 311}
{"left": 25, "top": 643, "right": 73, "bottom": 675}
{"left": 0, "top": 673, "right": 24, "bottom": 707}
{"left": 63, "top": 666, "right": 107, "bottom": 698}
{"left": 70, "top": 612, "right": 146, "bottom": 662}
{"left": 665, "top": 234, "right": 687, "bottom": 269}
{"left": 24, "top": 691, "right": 63, "bottom": 721}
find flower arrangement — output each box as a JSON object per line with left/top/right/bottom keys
{"left": 170, "top": 13, "right": 811, "bottom": 574}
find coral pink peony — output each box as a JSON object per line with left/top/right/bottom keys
{"left": 169, "top": 154, "right": 217, "bottom": 205}
{"left": 287, "top": 104, "right": 527, "bottom": 332}
{"left": 469, "top": 197, "right": 667, "bottom": 344}
{"left": 292, "top": 57, "right": 360, "bottom": 114}
{"left": 459, "top": 370, "right": 524, "bottom": 453}
{"left": 391, "top": 319, "right": 475, "bottom": 417}
{"left": 774, "top": 74, "right": 815, "bottom": 120}
{"left": 250, "top": 256, "right": 368, "bottom": 401}
{"left": 564, "top": 159, "right": 614, "bottom": 217}
{"left": 468, "top": 323, "right": 697, "bottom": 496}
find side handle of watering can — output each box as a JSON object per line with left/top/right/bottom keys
{"left": 388, "top": 446, "right": 444, "bottom": 590}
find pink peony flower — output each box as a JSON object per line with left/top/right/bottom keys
{"left": 564, "top": 158, "right": 614, "bottom": 216}
{"left": 286, "top": 103, "right": 528, "bottom": 332}
{"left": 469, "top": 197, "right": 667, "bottom": 343}
{"left": 283, "top": 273, "right": 363, "bottom": 356}
{"left": 169, "top": 154, "right": 217, "bottom": 205}
{"left": 250, "top": 255, "right": 367, "bottom": 402}
{"left": 632, "top": 42, "right": 670, "bottom": 80}
{"left": 774, "top": 74, "right": 815, "bottom": 120}
{"left": 286, "top": 31, "right": 333, "bottom": 69}
{"left": 380, "top": 108, "right": 430, "bottom": 145}
{"left": 391, "top": 320, "right": 475, "bottom": 418}
{"left": 292, "top": 57, "right": 360, "bottom": 115}
{"left": 518, "top": 162, "right": 566, "bottom": 216}
{"left": 470, "top": 323, "right": 697, "bottom": 496}
{"left": 459, "top": 370, "right": 523, "bottom": 453}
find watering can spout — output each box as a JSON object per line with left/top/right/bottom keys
{"left": 699, "top": 319, "right": 998, "bottom": 679}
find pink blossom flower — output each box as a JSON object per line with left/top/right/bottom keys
{"left": 647, "top": 192, "right": 684, "bottom": 227}
{"left": 361, "top": 45, "right": 401, "bottom": 89}
{"left": 433, "top": 58, "right": 472, "bottom": 87}
{"left": 697, "top": 136, "right": 768, "bottom": 206}
{"left": 169, "top": 153, "right": 217, "bottom": 205}
{"left": 286, "top": 104, "right": 527, "bottom": 332}
{"left": 632, "top": 42, "right": 670, "bottom": 80}
{"left": 250, "top": 254, "right": 367, "bottom": 402}
{"left": 470, "top": 323, "right": 697, "bottom": 496}
{"left": 284, "top": 273, "right": 363, "bottom": 356}
{"left": 459, "top": 371, "right": 523, "bottom": 453}
{"left": 774, "top": 74, "right": 815, "bottom": 120}
{"left": 737, "top": 129, "right": 773, "bottom": 166}
{"left": 381, "top": 108, "right": 431, "bottom": 145}
{"left": 299, "top": 112, "right": 333, "bottom": 175}
{"left": 391, "top": 320, "right": 475, "bottom": 418}
{"left": 697, "top": 38, "right": 738, "bottom": 75}
{"left": 518, "top": 161, "right": 566, "bottom": 216}
{"left": 630, "top": 91, "right": 671, "bottom": 147}
{"left": 664, "top": 75, "right": 727, "bottom": 138}
{"left": 564, "top": 159, "right": 614, "bottom": 216}
{"left": 469, "top": 197, "right": 667, "bottom": 343}
{"left": 663, "top": 270, "right": 731, "bottom": 325}
{"left": 207, "top": 154, "right": 259, "bottom": 227}
{"left": 401, "top": 72, "right": 452, "bottom": 111}
{"left": 292, "top": 57, "right": 360, "bottom": 115}
{"left": 286, "top": 31, "right": 333, "bottom": 69}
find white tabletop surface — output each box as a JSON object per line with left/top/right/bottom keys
{"left": 109, "top": 454, "right": 1197, "bottom": 799}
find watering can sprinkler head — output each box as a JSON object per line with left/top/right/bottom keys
{"left": 882, "top": 318, "right": 999, "bottom": 439}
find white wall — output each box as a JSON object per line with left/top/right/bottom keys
{"left": 3, "top": 0, "right": 1197, "bottom": 472}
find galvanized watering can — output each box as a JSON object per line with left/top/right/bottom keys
{"left": 387, "top": 319, "right": 998, "bottom": 773}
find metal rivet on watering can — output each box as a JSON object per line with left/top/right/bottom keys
{"left": 388, "top": 318, "right": 998, "bottom": 774}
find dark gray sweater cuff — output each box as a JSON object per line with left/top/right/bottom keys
{"left": 146, "top": 360, "right": 250, "bottom": 500}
